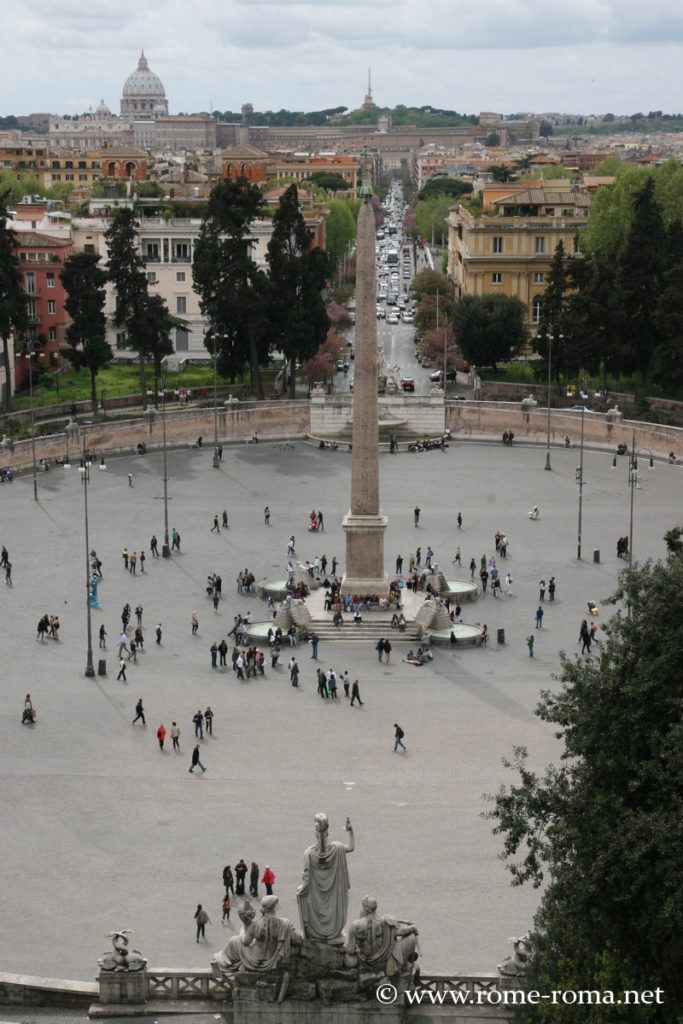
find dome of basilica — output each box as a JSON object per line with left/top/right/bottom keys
{"left": 120, "top": 52, "right": 168, "bottom": 116}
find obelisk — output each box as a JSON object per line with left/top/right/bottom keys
{"left": 341, "top": 180, "right": 389, "bottom": 596}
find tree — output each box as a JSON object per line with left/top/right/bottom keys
{"left": 299, "top": 329, "right": 345, "bottom": 387}
{"left": 452, "top": 294, "right": 527, "bottom": 370}
{"left": 413, "top": 195, "right": 452, "bottom": 245}
{"left": 489, "top": 164, "right": 516, "bottom": 183}
{"left": 484, "top": 132, "right": 501, "bottom": 147}
{"left": 538, "top": 119, "right": 554, "bottom": 138}
{"left": 134, "top": 293, "right": 178, "bottom": 404}
{"left": 266, "top": 184, "right": 329, "bottom": 398}
{"left": 325, "top": 199, "right": 357, "bottom": 271}
{"left": 104, "top": 207, "right": 152, "bottom": 405}
{"left": 0, "top": 190, "right": 27, "bottom": 410}
{"left": 487, "top": 547, "right": 683, "bottom": 1022}
{"left": 60, "top": 252, "right": 112, "bottom": 410}
{"left": 617, "top": 178, "right": 666, "bottom": 381}
{"left": 654, "top": 259, "right": 683, "bottom": 389}
{"left": 306, "top": 172, "right": 351, "bottom": 192}
{"left": 192, "top": 179, "right": 270, "bottom": 396}
{"left": 411, "top": 268, "right": 451, "bottom": 302}
{"left": 418, "top": 178, "right": 473, "bottom": 202}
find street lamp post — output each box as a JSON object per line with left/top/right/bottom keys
{"left": 79, "top": 434, "right": 95, "bottom": 678}
{"left": 160, "top": 372, "right": 170, "bottom": 557}
{"left": 211, "top": 323, "right": 228, "bottom": 469}
{"left": 576, "top": 405, "right": 585, "bottom": 560}
{"left": 26, "top": 342, "right": 38, "bottom": 501}
{"left": 627, "top": 428, "right": 654, "bottom": 575}
{"left": 538, "top": 325, "right": 562, "bottom": 471}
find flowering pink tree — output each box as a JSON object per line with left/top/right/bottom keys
{"left": 327, "top": 301, "right": 352, "bottom": 330}
{"left": 300, "top": 330, "right": 346, "bottom": 386}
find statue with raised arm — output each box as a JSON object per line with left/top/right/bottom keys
{"left": 346, "top": 897, "right": 418, "bottom": 979}
{"left": 297, "top": 812, "right": 354, "bottom": 944}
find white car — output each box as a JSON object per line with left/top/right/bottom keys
{"left": 386, "top": 313, "right": 400, "bottom": 324}
{"left": 401, "top": 312, "right": 414, "bottom": 324}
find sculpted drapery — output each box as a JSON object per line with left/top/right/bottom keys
{"left": 297, "top": 813, "right": 354, "bottom": 943}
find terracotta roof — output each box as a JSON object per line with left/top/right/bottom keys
{"left": 496, "top": 189, "right": 590, "bottom": 208}
{"left": 91, "top": 145, "right": 148, "bottom": 158}
{"left": 14, "top": 231, "right": 72, "bottom": 248}
{"left": 582, "top": 176, "right": 616, "bottom": 187}
{"left": 222, "top": 145, "right": 270, "bottom": 159}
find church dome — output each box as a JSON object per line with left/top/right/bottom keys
{"left": 95, "top": 98, "right": 111, "bottom": 116}
{"left": 120, "top": 52, "right": 168, "bottom": 117}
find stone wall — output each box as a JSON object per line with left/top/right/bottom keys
{"left": 0, "top": 972, "right": 97, "bottom": 1008}
{"left": 446, "top": 400, "right": 683, "bottom": 458}
{"left": 310, "top": 392, "right": 446, "bottom": 439}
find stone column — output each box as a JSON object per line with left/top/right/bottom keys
{"left": 341, "top": 186, "right": 388, "bottom": 596}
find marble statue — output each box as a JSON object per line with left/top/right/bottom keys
{"left": 98, "top": 930, "right": 146, "bottom": 971}
{"left": 212, "top": 897, "right": 302, "bottom": 983}
{"left": 498, "top": 933, "right": 531, "bottom": 976}
{"left": 345, "top": 896, "right": 418, "bottom": 978}
{"left": 297, "top": 813, "right": 354, "bottom": 944}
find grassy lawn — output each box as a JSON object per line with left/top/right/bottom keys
{"left": 11, "top": 363, "right": 254, "bottom": 412}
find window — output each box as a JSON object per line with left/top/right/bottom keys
{"left": 47, "top": 300, "right": 56, "bottom": 315}
{"left": 79, "top": 174, "right": 88, "bottom": 182}
{"left": 147, "top": 272, "right": 157, "bottom": 284}
{"left": 532, "top": 296, "right": 543, "bottom": 324}
{"left": 65, "top": 173, "right": 74, "bottom": 181}
{"left": 176, "top": 271, "right": 186, "bottom": 282}
{"left": 491, "top": 272, "right": 503, "bottom": 284}
{"left": 173, "top": 243, "right": 190, "bottom": 262}
{"left": 535, "top": 237, "right": 545, "bottom": 254}
{"left": 84, "top": 244, "right": 95, "bottom": 254}
{"left": 27, "top": 299, "right": 37, "bottom": 319}
{"left": 46, "top": 272, "right": 55, "bottom": 288}
{"left": 145, "top": 243, "right": 160, "bottom": 261}
{"left": 175, "top": 327, "right": 189, "bottom": 351}
{"left": 533, "top": 272, "right": 545, "bottom": 284}
{"left": 24, "top": 272, "right": 36, "bottom": 294}
{"left": 492, "top": 236, "right": 503, "bottom": 254}
{"left": 48, "top": 327, "right": 57, "bottom": 341}
{"left": 176, "top": 296, "right": 187, "bottom": 314}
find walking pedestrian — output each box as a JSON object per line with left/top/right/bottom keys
{"left": 156, "top": 623, "right": 162, "bottom": 645}
{"left": 135, "top": 604, "right": 143, "bottom": 626}
{"left": 393, "top": 723, "right": 406, "bottom": 752}
{"left": 383, "top": 639, "right": 392, "bottom": 664}
{"left": 193, "top": 709, "right": 204, "bottom": 738}
{"left": 579, "top": 619, "right": 591, "bottom": 654}
{"left": 480, "top": 567, "right": 489, "bottom": 593}
{"left": 414, "top": 506, "right": 421, "bottom": 527}
{"left": 264, "top": 506, "right": 270, "bottom": 526}
{"left": 548, "top": 576, "right": 556, "bottom": 601}
{"left": 527, "top": 635, "right": 534, "bottom": 658}
{"left": 211, "top": 515, "right": 220, "bottom": 534}
{"left": 342, "top": 670, "right": 350, "bottom": 698}
{"left": 457, "top": 512, "right": 462, "bottom": 530}
{"left": 132, "top": 698, "right": 145, "bottom": 725}
{"left": 210, "top": 642, "right": 218, "bottom": 668}
{"left": 249, "top": 862, "right": 259, "bottom": 898}
{"left": 117, "top": 657, "right": 127, "bottom": 681}
{"left": 376, "top": 638, "right": 385, "bottom": 663}
{"left": 99, "top": 624, "right": 107, "bottom": 649}
{"left": 129, "top": 551, "right": 137, "bottom": 574}
{"left": 139, "top": 551, "right": 146, "bottom": 573}
{"left": 309, "top": 632, "right": 320, "bottom": 659}
{"left": 223, "top": 865, "right": 234, "bottom": 895}
{"left": 5, "top": 561, "right": 12, "bottom": 585}
{"left": 331, "top": 556, "right": 338, "bottom": 576}
{"left": 128, "top": 473, "right": 133, "bottom": 487}
{"left": 395, "top": 554, "right": 403, "bottom": 574}
{"left": 535, "top": 606, "right": 544, "bottom": 629}
{"left": 289, "top": 657, "right": 300, "bottom": 687}
{"left": 150, "top": 535, "right": 159, "bottom": 557}
{"left": 157, "top": 723, "right": 166, "bottom": 750}
{"left": 539, "top": 580, "right": 546, "bottom": 602}
{"left": 261, "top": 866, "right": 275, "bottom": 896}
{"left": 222, "top": 893, "right": 231, "bottom": 924}
{"left": 191, "top": 611, "right": 199, "bottom": 635}
{"left": 504, "top": 572, "right": 513, "bottom": 595}
{"left": 469, "top": 558, "right": 476, "bottom": 580}
{"left": 287, "top": 536, "right": 296, "bottom": 556}
{"left": 204, "top": 706, "right": 213, "bottom": 736}
{"left": 351, "top": 680, "right": 364, "bottom": 706}
{"left": 222, "top": 509, "right": 228, "bottom": 529}
{"left": 189, "top": 745, "right": 206, "bottom": 774}
{"left": 317, "top": 510, "right": 324, "bottom": 531}
{"left": 194, "top": 904, "right": 210, "bottom": 939}
{"left": 327, "top": 669, "right": 338, "bottom": 699}
{"left": 171, "top": 722, "right": 180, "bottom": 750}
{"left": 122, "top": 548, "right": 129, "bottom": 571}
{"left": 453, "top": 547, "right": 461, "bottom": 565}
{"left": 425, "top": 546, "right": 433, "bottom": 569}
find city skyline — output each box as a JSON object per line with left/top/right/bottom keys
{"left": 3, "top": 0, "right": 683, "bottom": 119}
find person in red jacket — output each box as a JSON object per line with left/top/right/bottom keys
{"left": 157, "top": 724, "right": 167, "bottom": 751}
{"left": 261, "top": 865, "right": 275, "bottom": 895}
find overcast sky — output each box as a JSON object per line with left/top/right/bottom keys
{"left": 3, "top": 0, "right": 683, "bottom": 118}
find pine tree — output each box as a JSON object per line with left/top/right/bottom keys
{"left": 60, "top": 252, "right": 111, "bottom": 411}
{"left": 0, "top": 190, "right": 28, "bottom": 410}
{"left": 192, "top": 179, "right": 269, "bottom": 396}
{"left": 104, "top": 208, "right": 151, "bottom": 405}
{"left": 266, "top": 184, "right": 329, "bottom": 398}
{"left": 487, "top": 544, "right": 683, "bottom": 1023}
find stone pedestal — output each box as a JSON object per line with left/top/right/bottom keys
{"left": 340, "top": 512, "right": 389, "bottom": 596}
{"left": 96, "top": 966, "right": 147, "bottom": 1007}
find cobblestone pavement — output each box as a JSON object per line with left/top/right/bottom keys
{"left": 0, "top": 439, "right": 679, "bottom": 980}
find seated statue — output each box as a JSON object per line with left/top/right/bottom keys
{"left": 498, "top": 933, "right": 530, "bottom": 977}
{"left": 345, "top": 896, "right": 418, "bottom": 980}
{"left": 212, "top": 897, "right": 303, "bottom": 984}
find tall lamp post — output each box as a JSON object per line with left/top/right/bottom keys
{"left": 538, "top": 325, "right": 562, "bottom": 471}
{"left": 79, "top": 433, "right": 102, "bottom": 678}
{"left": 25, "top": 341, "right": 38, "bottom": 501}
{"left": 160, "top": 369, "right": 170, "bottom": 557}
{"left": 210, "top": 323, "right": 228, "bottom": 469}
{"left": 576, "top": 405, "right": 585, "bottom": 560}
{"left": 627, "top": 429, "right": 654, "bottom": 575}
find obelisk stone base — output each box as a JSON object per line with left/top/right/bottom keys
{"left": 340, "top": 512, "right": 389, "bottom": 597}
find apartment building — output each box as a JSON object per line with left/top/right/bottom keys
{"left": 447, "top": 187, "right": 590, "bottom": 330}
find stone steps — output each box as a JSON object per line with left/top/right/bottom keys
{"left": 307, "top": 621, "right": 421, "bottom": 644}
